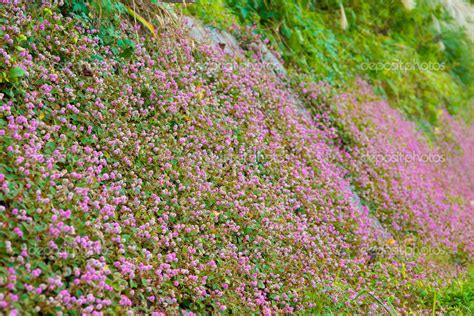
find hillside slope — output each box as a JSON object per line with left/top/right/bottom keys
{"left": 0, "top": 1, "right": 473, "bottom": 314}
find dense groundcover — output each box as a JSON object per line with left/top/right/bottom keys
{"left": 0, "top": 1, "right": 473, "bottom": 314}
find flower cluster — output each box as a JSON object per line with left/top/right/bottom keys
{"left": 325, "top": 81, "right": 473, "bottom": 255}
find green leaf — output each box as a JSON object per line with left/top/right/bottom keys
{"left": 239, "top": 6, "right": 249, "bottom": 19}
{"left": 9, "top": 67, "right": 26, "bottom": 80}
{"left": 281, "top": 22, "right": 292, "bottom": 39}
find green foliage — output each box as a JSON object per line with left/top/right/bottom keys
{"left": 184, "top": 0, "right": 236, "bottom": 28}
{"left": 64, "top": 0, "right": 125, "bottom": 16}
{"left": 64, "top": 0, "right": 124, "bottom": 43}
{"left": 429, "top": 267, "right": 474, "bottom": 314}
{"left": 8, "top": 67, "right": 26, "bottom": 80}
{"left": 189, "top": 0, "right": 474, "bottom": 127}
{"left": 443, "top": 27, "right": 474, "bottom": 86}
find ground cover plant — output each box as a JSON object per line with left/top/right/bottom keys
{"left": 0, "top": 0, "right": 473, "bottom": 314}
{"left": 188, "top": 0, "right": 474, "bottom": 129}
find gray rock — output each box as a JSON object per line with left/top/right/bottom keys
{"left": 259, "top": 43, "right": 287, "bottom": 76}
{"left": 183, "top": 16, "right": 242, "bottom": 56}
{"left": 350, "top": 187, "right": 392, "bottom": 240}
{"left": 183, "top": 16, "right": 286, "bottom": 76}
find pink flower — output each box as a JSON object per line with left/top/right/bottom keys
{"left": 13, "top": 227, "right": 23, "bottom": 238}
{"left": 119, "top": 295, "right": 132, "bottom": 307}
{"left": 32, "top": 269, "right": 41, "bottom": 278}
